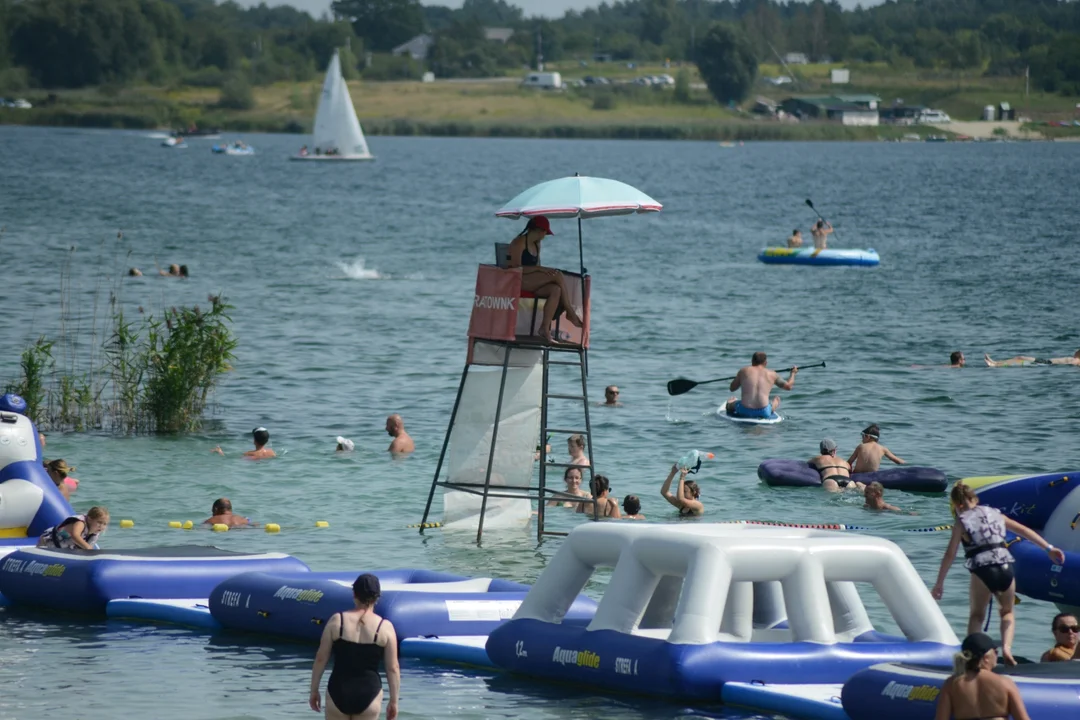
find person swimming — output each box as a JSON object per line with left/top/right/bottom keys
{"left": 622, "top": 494, "right": 645, "bottom": 520}
{"left": 576, "top": 474, "right": 620, "bottom": 519}
{"left": 660, "top": 464, "right": 704, "bottom": 517}
{"left": 810, "top": 439, "right": 864, "bottom": 492}
{"left": 984, "top": 349, "right": 1080, "bottom": 367}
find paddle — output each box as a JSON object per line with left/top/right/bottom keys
{"left": 667, "top": 361, "right": 826, "bottom": 396}
{"left": 805, "top": 198, "right": 840, "bottom": 243}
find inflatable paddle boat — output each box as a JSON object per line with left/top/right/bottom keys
{"left": 842, "top": 661, "right": 1080, "bottom": 720}
{"left": 486, "top": 523, "right": 958, "bottom": 704}
{"left": 758, "top": 247, "right": 880, "bottom": 266}
{"left": 758, "top": 459, "right": 948, "bottom": 493}
{"left": 966, "top": 471, "right": 1080, "bottom": 611}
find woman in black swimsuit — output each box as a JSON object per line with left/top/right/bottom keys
{"left": 310, "top": 574, "right": 400, "bottom": 720}
{"left": 660, "top": 465, "right": 704, "bottom": 516}
{"left": 507, "top": 215, "right": 584, "bottom": 343}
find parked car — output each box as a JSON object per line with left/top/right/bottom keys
{"left": 650, "top": 74, "right": 675, "bottom": 86}
{"left": 918, "top": 109, "right": 951, "bottom": 124}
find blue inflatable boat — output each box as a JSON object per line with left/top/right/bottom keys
{"left": 758, "top": 459, "right": 948, "bottom": 493}
{"left": 209, "top": 569, "right": 598, "bottom": 643}
{"left": 842, "top": 661, "right": 1080, "bottom": 720}
{"left": 0, "top": 545, "right": 309, "bottom": 613}
{"left": 758, "top": 247, "right": 880, "bottom": 266}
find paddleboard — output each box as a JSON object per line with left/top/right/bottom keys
{"left": 716, "top": 406, "right": 783, "bottom": 425}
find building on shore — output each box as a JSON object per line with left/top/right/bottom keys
{"left": 779, "top": 94, "right": 882, "bottom": 126}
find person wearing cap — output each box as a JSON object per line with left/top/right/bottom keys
{"left": 336, "top": 436, "right": 355, "bottom": 452}
{"left": 933, "top": 482, "right": 1065, "bottom": 666}
{"left": 725, "top": 352, "right": 796, "bottom": 420}
{"left": 810, "top": 439, "right": 863, "bottom": 493}
{"left": 203, "top": 498, "right": 254, "bottom": 528}
{"left": 847, "top": 424, "right": 906, "bottom": 473}
{"left": 310, "top": 573, "right": 400, "bottom": 720}
{"left": 506, "top": 215, "right": 584, "bottom": 344}
{"left": 385, "top": 415, "right": 414, "bottom": 455}
{"left": 212, "top": 427, "right": 276, "bottom": 459}
{"left": 1040, "top": 612, "right": 1080, "bottom": 662}
{"left": 935, "top": 632, "right": 1031, "bottom": 720}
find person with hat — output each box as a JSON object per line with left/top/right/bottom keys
{"left": 934, "top": 632, "right": 1031, "bottom": 720}
{"left": 506, "top": 215, "right": 584, "bottom": 345}
{"left": 310, "top": 573, "right": 400, "bottom": 720}
{"left": 212, "top": 427, "right": 276, "bottom": 459}
{"left": 810, "top": 439, "right": 863, "bottom": 492}
{"left": 847, "top": 424, "right": 906, "bottom": 473}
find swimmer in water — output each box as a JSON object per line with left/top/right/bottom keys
{"left": 811, "top": 439, "right": 864, "bottom": 493}
{"left": 567, "top": 434, "right": 590, "bottom": 467}
{"left": 622, "top": 494, "right": 646, "bottom": 520}
{"left": 863, "top": 482, "right": 906, "bottom": 513}
{"left": 386, "top": 414, "right": 414, "bottom": 455}
{"left": 984, "top": 349, "right": 1080, "bottom": 367}
{"left": 546, "top": 466, "right": 591, "bottom": 509}
{"left": 203, "top": 497, "right": 254, "bottom": 528}
{"left": 576, "top": 474, "right": 620, "bottom": 519}
{"left": 660, "top": 464, "right": 704, "bottom": 517}
{"left": 212, "top": 427, "right": 276, "bottom": 459}
{"left": 950, "top": 351, "right": 965, "bottom": 368}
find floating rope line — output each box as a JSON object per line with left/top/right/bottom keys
{"left": 406, "top": 522, "right": 443, "bottom": 529}
{"left": 723, "top": 520, "right": 953, "bottom": 533}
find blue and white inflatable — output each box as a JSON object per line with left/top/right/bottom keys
{"left": 757, "top": 247, "right": 880, "bottom": 266}
{"left": 0, "top": 545, "right": 310, "bottom": 613}
{"left": 966, "top": 471, "right": 1080, "bottom": 611}
{"left": 0, "top": 394, "right": 71, "bottom": 547}
{"left": 209, "top": 569, "right": 598, "bottom": 644}
{"left": 842, "top": 661, "right": 1080, "bottom": 720}
{"left": 486, "top": 523, "right": 958, "bottom": 701}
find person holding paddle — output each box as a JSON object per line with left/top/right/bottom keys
{"left": 724, "top": 352, "right": 797, "bottom": 420}
{"left": 811, "top": 219, "right": 833, "bottom": 249}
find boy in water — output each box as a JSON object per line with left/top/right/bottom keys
{"left": 212, "top": 427, "right": 277, "bottom": 458}
{"left": 847, "top": 424, "right": 905, "bottom": 473}
{"left": 203, "top": 498, "right": 254, "bottom": 528}
{"left": 863, "top": 482, "right": 903, "bottom": 512}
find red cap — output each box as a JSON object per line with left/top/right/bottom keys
{"left": 527, "top": 215, "right": 554, "bottom": 236}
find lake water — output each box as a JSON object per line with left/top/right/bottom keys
{"left": 1, "top": 126, "right": 1079, "bottom": 719}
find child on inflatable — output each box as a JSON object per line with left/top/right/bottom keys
{"left": 848, "top": 424, "right": 906, "bottom": 473}
{"left": 37, "top": 506, "right": 109, "bottom": 550}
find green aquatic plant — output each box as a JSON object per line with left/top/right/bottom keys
{"left": 5, "top": 337, "right": 54, "bottom": 425}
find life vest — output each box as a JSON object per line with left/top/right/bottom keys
{"left": 38, "top": 514, "right": 99, "bottom": 550}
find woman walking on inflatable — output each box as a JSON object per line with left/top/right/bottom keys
{"left": 932, "top": 483, "right": 1065, "bottom": 666}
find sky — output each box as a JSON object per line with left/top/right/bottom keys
{"left": 236, "top": 0, "right": 883, "bottom": 20}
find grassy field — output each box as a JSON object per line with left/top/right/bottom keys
{"left": 2, "top": 61, "right": 1077, "bottom": 140}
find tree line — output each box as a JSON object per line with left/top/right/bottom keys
{"left": 1, "top": 0, "right": 1079, "bottom": 97}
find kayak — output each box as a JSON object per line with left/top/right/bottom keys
{"left": 212, "top": 145, "right": 255, "bottom": 155}
{"left": 758, "top": 247, "right": 880, "bottom": 266}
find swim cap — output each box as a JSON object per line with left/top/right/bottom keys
{"left": 820, "top": 438, "right": 837, "bottom": 453}
{"left": 336, "top": 436, "right": 355, "bottom": 451}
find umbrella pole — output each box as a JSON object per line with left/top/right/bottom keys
{"left": 577, "top": 216, "right": 584, "bottom": 275}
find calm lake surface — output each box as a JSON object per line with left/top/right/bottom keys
{"left": 1, "top": 126, "right": 1078, "bottom": 719}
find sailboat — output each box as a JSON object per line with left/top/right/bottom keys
{"left": 291, "top": 50, "right": 373, "bottom": 162}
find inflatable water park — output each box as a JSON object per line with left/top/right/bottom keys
{"left": 5, "top": 390, "right": 1080, "bottom": 718}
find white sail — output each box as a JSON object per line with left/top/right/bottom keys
{"left": 305, "top": 50, "right": 373, "bottom": 160}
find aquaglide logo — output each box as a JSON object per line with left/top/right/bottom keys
{"left": 273, "top": 585, "right": 324, "bottom": 603}
{"left": 551, "top": 646, "right": 600, "bottom": 669}
{"left": 880, "top": 680, "right": 940, "bottom": 702}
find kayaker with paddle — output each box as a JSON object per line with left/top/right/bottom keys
{"left": 724, "top": 352, "right": 796, "bottom": 420}
{"left": 811, "top": 219, "right": 833, "bottom": 250}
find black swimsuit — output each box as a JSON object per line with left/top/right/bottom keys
{"left": 815, "top": 465, "right": 852, "bottom": 486}
{"left": 520, "top": 238, "right": 539, "bottom": 266}
{"left": 327, "top": 613, "right": 385, "bottom": 715}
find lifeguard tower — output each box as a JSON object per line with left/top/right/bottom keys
{"left": 418, "top": 176, "right": 661, "bottom": 543}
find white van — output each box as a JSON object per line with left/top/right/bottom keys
{"left": 521, "top": 72, "right": 562, "bottom": 90}
{"left": 918, "top": 109, "right": 952, "bottom": 124}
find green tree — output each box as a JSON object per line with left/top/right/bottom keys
{"left": 331, "top": 0, "right": 426, "bottom": 54}
{"left": 696, "top": 23, "right": 757, "bottom": 106}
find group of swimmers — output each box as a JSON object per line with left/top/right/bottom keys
{"left": 208, "top": 416, "right": 415, "bottom": 460}
{"left": 126, "top": 263, "right": 189, "bottom": 278}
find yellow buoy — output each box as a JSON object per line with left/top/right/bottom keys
{"left": 168, "top": 521, "right": 182, "bottom": 529}
{"left": 120, "top": 519, "right": 134, "bottom": 529}
{"left": 315, "top": 521, "right": 329, "bottom": 528}
{"left": 182, "top": 520, "right": 194, "bottom": 530}
{"left": 212, "top": 523, "right": 229, "bottom": 532}
{"left": 265, "top": 523, "right": 281, "bottom": 533}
